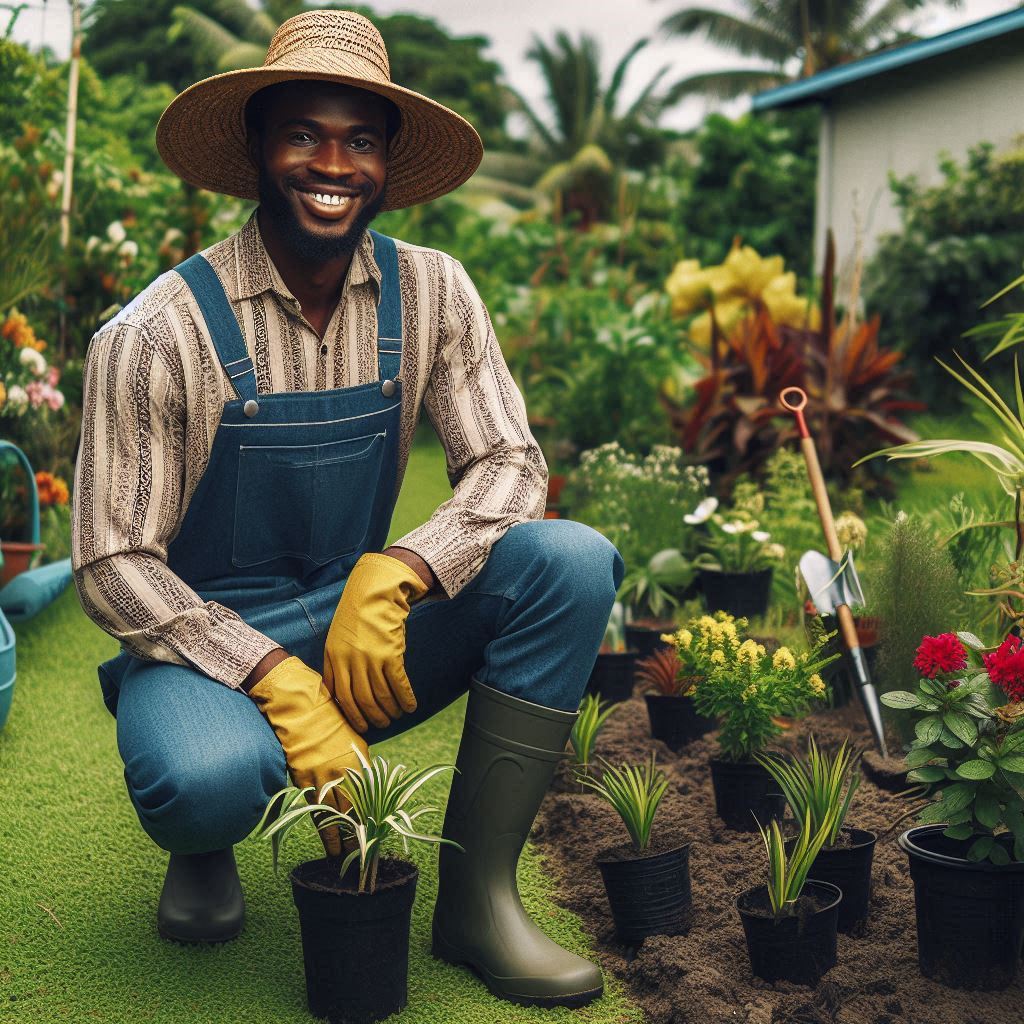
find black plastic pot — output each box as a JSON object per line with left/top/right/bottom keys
{"left": 709, "top": 756, "right": 786, "bottom": 831}
{"left": 644, "top": 693, "right": 716, "bottom": 752}
{"left": 737, "top": 880, "right": 842, "bottom": 985}
{"left": 786, "top": 826, "right": 877, "bottom": 934}
{"left": 291, "top": 857, "right": 419, "bottom": 1024}
{"left": 899, "top": 824, "right": 1024, "bottom": 990}
{"left": 586, "top": 650, "right": 637, "bottom": 703}
{"left": 625, "top": 622, "right": 674, "bottom": 661}
{"left": 595, "top": 839, "right": 692, "bottom": 945}
{"left": 698, "top": 568, "right": 773, "bottom": 620}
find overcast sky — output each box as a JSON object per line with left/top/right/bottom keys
{"left": 8, "top": 0, "right": 1020, "bottom": 130}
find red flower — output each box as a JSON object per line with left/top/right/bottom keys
{"left": 914, "top": 633, "right": 968, "bottom": 679}
{"left": 984, "top": 635, "right": 1024, "bottom": 703}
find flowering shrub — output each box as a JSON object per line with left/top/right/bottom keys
{"left": 664, "top": 612, "right": 836, "bottom": 760}
{"left": 686, "top": 488, "right": 785, "bottom": 573}
{"left": 565, "top": 442, "right": 710, "bottom": 569}
{"left": 36, "top": 471, "right": 71, "bottom": 564}
{"left": 0, "top": 309, "right": 66, "bottom": 417}
{"left": 882, "top": 630, "right": 1024, "bottom": 864}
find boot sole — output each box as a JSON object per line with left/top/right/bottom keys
{"left": 157, "top": 919, "right": 243, "bottom": 945}
{"left": 431, "top": 925, "right": 603, "bottom": 1009}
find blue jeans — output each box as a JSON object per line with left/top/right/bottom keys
{"left": 114, "top": 519, "right": 623, "bottom": 854}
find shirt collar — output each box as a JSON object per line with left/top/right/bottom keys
{"left": 231, "top": 210, "right": 381, "bottom": 304}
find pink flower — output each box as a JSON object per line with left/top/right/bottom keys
{"left": 914, "top": 633, "right": 968, "bottom": 678}
{"left": 984, "top": 635, "right": 1024, "bottom": 703}
{"left": 46, "top": 366, "right": 60, "bottom": 387}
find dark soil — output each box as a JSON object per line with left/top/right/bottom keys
{"left": 290, "top": 855, "right": 417, "bottom": 895}
{"left": 595, "top": 835, "right": 690, "bottom": 864}
{"left": 533, "top": 697, "right": 1024, "bottom": 1024}
{"left": 737, "top": 885, "right": 836, "bottom": 921}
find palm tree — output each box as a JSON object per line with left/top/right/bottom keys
{"left": 660, "top": 0, "right": 963, "bottom": 100}
{"left": 471, "top": 32, "right": 683, "bottom": 226}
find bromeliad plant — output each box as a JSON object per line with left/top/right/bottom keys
{"left": 578, "top": 752, "right": 669, "bottom": 852}
{"left": 254, "top": 746, "right": 461, "bottom": 893}
{"left": 570, "top": 693, "right": 619, "bottom": 778}
{"left": 671, "top": 623, "right": 837, "bottom": 761}
{"left": 756, "top": 736, "right": 861, "bottom": 848}
{"left": 881, "top": 630, "right": 1024, "bottom": 864}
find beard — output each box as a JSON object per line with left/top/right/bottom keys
{"left": 257, "top": 167, "right": 387, "bottom": 263}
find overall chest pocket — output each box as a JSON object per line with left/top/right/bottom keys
{"left": 232, "top": 431, "right": 387, "bottom": 569}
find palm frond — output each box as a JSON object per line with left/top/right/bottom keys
{"left": 662, "top": 68, "right": 790, "bottom": 102}
{"left": 660, "top": 8, "right": 794, "bottom": 64}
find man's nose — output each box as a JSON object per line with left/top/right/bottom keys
{"left": 308, "top": 139, "right": 357, "bottom": 180}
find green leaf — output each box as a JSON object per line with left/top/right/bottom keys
{"left": 918, "top": 800, "right": 949, "bottom": 825}
{"left": 881, "top": 691, "right": 922, "bottom": 709}
{"left": 1002, "top": 730, "right": 1024, "bottom": 754}
{"left": 940, "top": 783, "right": 974, "bottom": 814}
{"left": 907, "top": 766, "right": 947, "bottom": 783}
{"left": 943, "top": 823, "right": 974, "bottom": 840}
{"left": 1004, "top": 805, "right": 1024, "bottom": 841}
{"left": 915, "top": 716, "right": 944, "bottom": 745}
{"left": 938, "top": 727, "right": 965, "bottom": 749}
{"left": 998, "top": 755, "right": 1024, "bottom": 773}
{"left": 975, "top": 792, "right": 1002, "bottom": 829}
{"left": 990, "top": 843, "right": 1011, "bottom": 866}
{"left": 905, "top": 746, "right": 940, "bottom": 768}
{"left": 957, "top": 631, "right": 985, "bottom": 650}
{"left": 956, "top": 760, "right": 997, "bottom": 780}
{"left": 967, "top": 836, "right": 995, "bottom": 861}
{"left": 943, "top": 712, "right": 978, "bottom": 746}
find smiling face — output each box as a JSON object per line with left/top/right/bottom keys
{"left": 246, "top": 81, "right": 394, "bottom": 262}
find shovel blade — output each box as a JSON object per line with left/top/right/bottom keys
{"left": 800, "top": 550, "right": 865, "bottom": 615}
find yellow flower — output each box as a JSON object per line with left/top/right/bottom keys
{"left": 809, "top": 673, "right": 826, "bottom": 696}
{"left": 736, "top": 639, "right": 765, "bottom": 666}
{"left": 710, "top": 649, "right": 726, "bottom": 665}
{"left": 835, "top": 511, "right": 868, "bottom": 551}
{"left": 724, "top": 243, "right": 785, "bottom": 299}
{"left": 0, "top": 380, "right": 6, "bottom": 411}
{"left": 741, "top": 683, "right": 758, "bottom": 702}
{"left": 677, "top": 628, "right": 693, "bottom": 649}
{"left": 772, "top": 647, "right": 796, "bottom": 671}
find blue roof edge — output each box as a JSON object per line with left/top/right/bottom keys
{"left": 752, "top": 6, "right": 1024, "bottom": 111}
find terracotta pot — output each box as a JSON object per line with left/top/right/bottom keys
{"left": 0, "top": 541, "right": 45, "bottom": 589}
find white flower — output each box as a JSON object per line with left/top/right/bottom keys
{"left": 752, "top": 530, "right": 771, "bottom": 543}
{"left": 118, "top": 238, "right": 138, "bottom": 260}
{"left": 6, "top": 385, "right": 28, "bottom": 410}
{"left": 85, "top": 235, "right": 100, "bottom": 255}
{"left": 720, "top": 521, "right": 740, "bottom": 534}
{"left": 106, "top": 220, "right": 127, "bottom": 244}
{"left": 684, "top": 496, "right": 719, "bottom": 524}
{"left": 19, "top": 348, "right": 47, "bottom": 376}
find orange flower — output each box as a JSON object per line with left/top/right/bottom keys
{"left": 35, "top": 472, "right": 68, "bottom": 506}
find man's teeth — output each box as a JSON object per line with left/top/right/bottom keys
{"left": 307, "top": 192, "right": 351, "bottom": 208}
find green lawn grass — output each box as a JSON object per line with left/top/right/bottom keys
{"left": 0, "top": 426, "right": 645, "bottom": 1024}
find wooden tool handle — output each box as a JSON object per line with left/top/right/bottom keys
{"left": 836, "top": 603, "right": 861, "bottom": 651}
{"left": 800, "top": 437, "right": 842, "bottom": 562}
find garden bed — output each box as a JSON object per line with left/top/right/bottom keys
{"left": 533, "top": 697, "right": 1024, "bottom": 1024}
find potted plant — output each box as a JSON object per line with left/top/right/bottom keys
{"left": 881, "top": 630, "right": 1024, "bottom": 990}
{"left": 551, "top": 692, "right": 619, "bottom": 793}
{"left": 619, "top": 547, "right": 694, "bottom": 658}
{"left": 587, "top": 602, "right": 637, "bottom": 703}
{"left": 254, "top": 746, "right": 460, "bottom": 1024}
{"left": 736, "top": 805, "right": 843, "bottom": 985}
{"left": 583, "top": 753, "right": 692, "bottom": 945}
{"left": 0, "top": 443, "right": 45, "bottom": 587}
{"left": 637, "top": 615, "right": 721, "bottom": 752}
{"left": 664, "top": 617, "right": 836, "bottom": 830}
{"left": 690, "top": 497, "right": 785, "bottom": 620}
{"left": 758, "top": 736, "right": 877, "bottom": 934}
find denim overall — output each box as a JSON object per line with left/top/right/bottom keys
{"left": 97, "top": 229, "right": 406, "bottom": 717}
{"left": 94, "top": 231, "right": 623, "bottom": 855}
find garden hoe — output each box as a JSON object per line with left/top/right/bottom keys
{"left": 779, "top": 387, "right": 889, "bottom": 757}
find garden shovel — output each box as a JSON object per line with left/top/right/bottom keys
{"left": 779, "top": 387, "right": 889, "bottom": 757}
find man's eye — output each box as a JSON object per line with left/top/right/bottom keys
{"left": 351, "top": 137, "right": 374, "bottom": 151}
{"left": 289, "top": 132, "right": 315, "bottom": 145}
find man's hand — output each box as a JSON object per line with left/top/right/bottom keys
{"left": 247, "top": 656, "right": 369, "bottom": 858}
{"left": 322, "top": 552, "right": 429, "bottom": 732}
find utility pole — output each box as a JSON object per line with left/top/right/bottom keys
{"left": 58, "top": 0, "right": 81, "bottom": 358}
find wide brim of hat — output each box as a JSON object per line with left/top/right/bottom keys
{"left": 156, "top": 67, "right": 484, "bottom": 210}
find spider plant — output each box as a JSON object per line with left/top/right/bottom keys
{"left": 570, "top": 692, "right": 619, "bottom": 777}
{"left": 578, "top": 752, "right": 669, "bottom": 852}
{"left": 253, "top": 745, "right": 461, "bottom": 894}
{"left": 757, "top": 802, "right": 843, "bottom": 919}
{"left": 756, "top": 736, "right": 861, "bottom": 848}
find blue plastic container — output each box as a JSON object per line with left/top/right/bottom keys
{"left": 0, "top": 607, "right": 15, "bottom": 732}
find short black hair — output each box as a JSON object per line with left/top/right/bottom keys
{"left": 243, "top": 81, "right": 401, "bottom": 145}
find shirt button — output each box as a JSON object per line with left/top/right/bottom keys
{"left": 320, "top": 343, "right": 328, "bottom": 356}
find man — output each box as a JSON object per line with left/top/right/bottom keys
{"left": 71, "top": 8, "right": 622, "bottom": 1011}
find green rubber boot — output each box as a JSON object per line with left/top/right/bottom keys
{"left": 431, "top": 677, "right": 604, "bottom": 1008}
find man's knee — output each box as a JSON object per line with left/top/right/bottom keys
{"left": 125, "top": 741, "right": 287, "bottom": 854}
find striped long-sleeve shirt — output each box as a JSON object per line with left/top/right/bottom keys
{"left": 71, "top": 212, "right": 547, "bottom": 689}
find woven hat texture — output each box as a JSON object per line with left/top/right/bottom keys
{"left": 155, "top": 9, "right": 483, "bottom": 209}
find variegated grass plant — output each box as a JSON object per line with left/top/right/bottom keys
{"left": 756, "top": 801, "right": 844, "bottom": 919}
{"left": 578, "top": 752, "right": 669, "bottom": 852}
{"left": 253, "top": 745, "right": 462, "bottom": 894}
{"left": 570, "top": 692, "right": 619, "bottom": 779}
{"left": 756, "top": 736, "right": 861, "bottom": 848}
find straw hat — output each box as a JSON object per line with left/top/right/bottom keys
{"left": 155, "top": 9, "right": 483, "bottom": 210}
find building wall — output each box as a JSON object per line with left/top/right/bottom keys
{"left": 815, "top": 32, "right": 1024, "bottom": 280}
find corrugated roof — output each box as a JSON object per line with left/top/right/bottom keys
{"left": 753, "top": 6, "right": 1024, "bottom": 111}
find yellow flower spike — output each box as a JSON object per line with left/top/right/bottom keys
{"left": 676, "top": 628, "right": 693, "bottom": 650}
{"left": 809, "top": 673, "right": 826, "bottom": 696}
{"left": 710, "top": 650, "right": 726, "bottom": 665}
{"left": 772, "top": 647, "right": 796, "bottom": 671}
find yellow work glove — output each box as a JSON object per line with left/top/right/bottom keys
{"left": 322, "top": 552, "right": 429, "bottom": 733}
{"left": 248, "top": 656, "right": 369, "bottom": 858}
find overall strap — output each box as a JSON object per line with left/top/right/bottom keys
{"left": 174, "top": 254, "right": 258, "bottom": 403}
{"left": 368, "top": 230, "right": 403, "bottom": 382}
